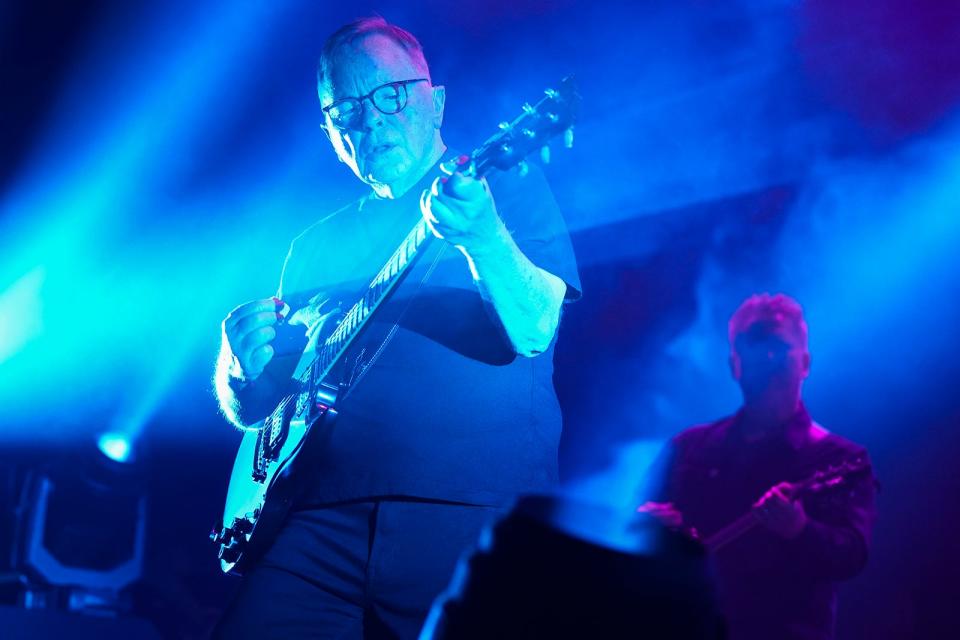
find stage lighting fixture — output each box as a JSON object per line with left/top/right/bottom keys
{"left": 12, "top": 435, "right": 147, "bottom": 615}
{"left": 97, "top": 432, "right": 133, "bottom": 464}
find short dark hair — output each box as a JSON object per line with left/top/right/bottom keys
{"left": 316, "top": 16, "right": 430, "bottom": 95}
{"left": 728, "top": 292, "right": 808, "bottom": 348}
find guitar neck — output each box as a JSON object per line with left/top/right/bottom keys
{"left": 311, "top": 216, "right": 431, "bottom": 385}
{"left": 704, "top": 511, "right": 758, "bottom": 552}
{"left": 704, "top": 478, "right": 814, "bottom": 552}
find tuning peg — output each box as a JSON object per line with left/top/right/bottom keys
{"left": 522, "top": 102, "right": 536, "bottom": 115}
{"left": 540, "top": 145, "right": 551, "bottom": 164}
{"left": 564, "top": 126, "right": 574, "bottom": 149}
{"left": 521, "top": 128, "right": 536, "bottom": 139}
{"left": 544, "top": 88, "right": 559, "bottom": 99}
{"left": 518, "top": 161, "right": 529, "bottom": 177}
{"left": 498, "top": 121, "right": 512, "bottom": 131}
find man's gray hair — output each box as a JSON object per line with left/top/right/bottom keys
{"left": 316, "top": 16, "right": 430, "bottom": 96}
{"left": 728, "top": 292, "right": 809, "bottom": 348}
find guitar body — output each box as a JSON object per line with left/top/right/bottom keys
{"left": 214, "top": 382, "right": 339, "bottom": 574}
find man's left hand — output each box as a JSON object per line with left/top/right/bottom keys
{"left": 753, "top": 482, "right": 808, "bottom": 539}
{"left": 420, "top": 172, "right": 504, "bottom": 252}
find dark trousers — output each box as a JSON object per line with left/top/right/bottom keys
{"left": 213, "top": 499, "right": 503, "bottom": 639}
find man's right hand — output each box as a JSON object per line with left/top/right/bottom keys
{"left": 221, "top": 297, "right": 288, "bottom": 382}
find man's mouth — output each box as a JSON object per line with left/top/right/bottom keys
{"left": 368, "top": 142, "right": 395, "bottom": 155}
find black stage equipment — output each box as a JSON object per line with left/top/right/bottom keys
{"left": 421, "top": 494, "right": 725, "bottom": 639}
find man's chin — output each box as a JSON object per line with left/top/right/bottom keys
{"left": 743, "top": 390, "right": 800, "bottom": 417}
{"left": 364, "top": 169, "right": 403, "bottom": 186}
{"left": 362, "top": 160, "right": 409, "bottom": 186}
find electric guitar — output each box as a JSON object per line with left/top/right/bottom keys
{"left": 704, "top": 455, "right": 873, "bottom": 552}
{"left": 211, "top": 78, "right": 580, "bottom": 574}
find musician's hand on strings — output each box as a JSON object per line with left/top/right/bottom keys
{"left": 420, "top": 170, "right": 503, "bottom": 253}
{"left": 752, "top": 482, "right": 808, "bottom": 539}
{"left": 637, "top": 501, "right": 684, "bottom": 529}
{"left": 221, "top": 297, "right": 289, "bottom": 381}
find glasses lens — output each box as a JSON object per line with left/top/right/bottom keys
{"left": 327, "top": 100, "right": 359, "bottom": 129}
{"left": 371, "top": 83, "right": 405, "bottom": 114}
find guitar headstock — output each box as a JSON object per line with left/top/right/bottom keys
{"left": 443, "top": 76, "right": 580, "bottom": 178}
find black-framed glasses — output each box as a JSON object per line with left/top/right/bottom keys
{"left": 322, "top": 78, "right": 429, "bottom": 130}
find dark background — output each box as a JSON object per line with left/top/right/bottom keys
{"left": 1, "top": 1, "right": 958, "bottom": 637}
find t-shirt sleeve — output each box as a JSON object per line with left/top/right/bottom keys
{"left": 277, "top": 207, "right": 348, "bottom": 308}
{"left": 487, "top": 162, "right": 582, "bottom": 301}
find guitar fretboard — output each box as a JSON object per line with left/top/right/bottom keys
{"left": 311, "top": 218, "right": 430, "bottom": 384}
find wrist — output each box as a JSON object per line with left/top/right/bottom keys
{"left": 459, "top": 215, "right": 511, "bottom": 260}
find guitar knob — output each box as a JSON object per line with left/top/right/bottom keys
{"left": 518, "top": 161, "right": 529, "bottom": 177}
{"left": 564, "top": 127, "right": 574, "bottom": 149}
{"left": 219, "top": 539, "right": 242, "bottom": 563}
{"left": 235, "top": 516, "right": 254, "bottom": 535}
{"left": 540, "top": 146, "right": 551, "bottom": 164}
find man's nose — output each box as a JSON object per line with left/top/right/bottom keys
{"left": 358, "top": 98, "right": 384, "bottom": 130}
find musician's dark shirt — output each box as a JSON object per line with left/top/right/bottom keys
{"left": 277, "top": 157, "right": 581, "bottom": 507}
{"left": 651, "top": 406, "right": 877, "bottom": 640}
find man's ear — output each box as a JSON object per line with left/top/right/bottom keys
{"left": 321, "top": 123, "right": 347, "bottom": 164}
{"left": 432, "top": 85, "right": 446, "bottom": 129}
{"left": 802, "top": 351, "right": 811, "bottom": 378}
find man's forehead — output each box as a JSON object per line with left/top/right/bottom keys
{"left": 323, "top": 34, "right": 422, "bottom": 97}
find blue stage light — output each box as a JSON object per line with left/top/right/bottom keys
{"left": 97, "top": 433, "right": 132, "bottom": 463}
